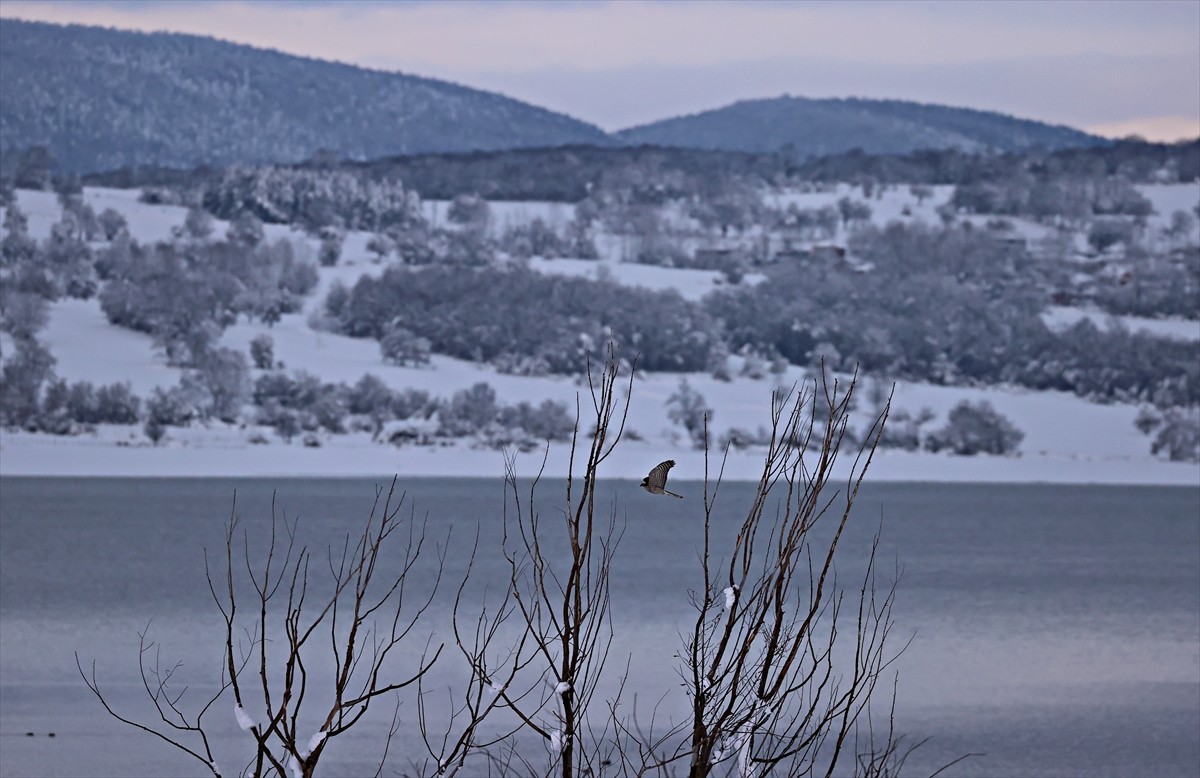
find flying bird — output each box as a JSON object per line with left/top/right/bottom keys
{"left": 641, "top": 460, "right": 683, "bottom": 498}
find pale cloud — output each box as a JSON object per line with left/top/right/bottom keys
{"left": 1, "top": 0, "right": 1196, "bottom": 137}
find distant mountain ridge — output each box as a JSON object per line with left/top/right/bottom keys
{"left": 614, "top": 95, "right": 1107, "bottom": 157}
{"left": 0, "top": 19, "right": 610, "bottom": 172}
{"left": 1, "top": 18, "right": 1109, "bottom": 174}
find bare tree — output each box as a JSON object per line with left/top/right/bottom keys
{"left": 614, "top": 369, "right": 915, "bottom": 777}
{"left": 77, "top": 349, "right": 950, "bottom": 777}
{"left": 414, "top": 346, "right": 634, "bottom": 778}
{"left": 78, "top": 479, "right": 444, "bottom": 777}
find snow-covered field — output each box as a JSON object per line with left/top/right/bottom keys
{"left": 2, "top": 186, "right": 1197, "bottom": 484}
{"left": 4, "top": 291, "right": 1196, "bottom": 484}
{"left": 1043, "top": 305, "right": 1200, "bottom": 341}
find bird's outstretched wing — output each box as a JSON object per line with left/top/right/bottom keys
{"left": 645, "top": 460, "right": 674, "bottom": 489}
{"left": 643, "top": 460, "right": 683, "bottom": 498}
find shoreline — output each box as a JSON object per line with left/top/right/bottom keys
{"left": 4, "top": 429, "right": 1197, "bottom": 486}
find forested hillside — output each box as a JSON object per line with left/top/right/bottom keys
{"left": 75, "top": 139, "right": 1200, "bottom": 204}
{"left": 0, "top": 19, "right": 609, "bottom": 173}
{"left": 0, "top": 20, "right": 1137, "bottom": 177}
{"left": 614, "top": 96, "right": 1107, "bottom": 156}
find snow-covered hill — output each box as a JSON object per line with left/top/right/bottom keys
{"left": 1, "top": 186, "right": 1197, "bottom": 484}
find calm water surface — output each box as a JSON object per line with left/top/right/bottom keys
{"left": 1, "top": 477, "right": 1197, "bottom": 777}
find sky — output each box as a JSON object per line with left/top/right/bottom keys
{"left": 1, "top": 0, "right": 1198, "bottom": 140}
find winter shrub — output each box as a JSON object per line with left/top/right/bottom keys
{"left": 37, "top": 379, "right": 76, "bottom": 435}
{"left": 391, "top": 388, "right": 434, "bottom": 421}
{"left": 667, "top": 379, "right": 713, "bottom": 448}
{"left": 1145, "top": 408, "right": 1200, "bottom": 462}
{"left": 187, "top": 348, "right": 250, "bottom": 422}
{"left": 252, "top": 370, "right": 346, "bottom": 432}
{"left": 440, "top": 228, "right": 493, "bottom": 266}
{"left": 446, "top": 194, "right": 491, "bottom": 230}
{"left": 439, "top": 382, "right": 499, "bottom": 437}
{"left": 497, "top": 399, "right": 575, "bottom": 442}
{"left": 323, "top": 281, "right": 351, "bottom": 321}
{"left": 318, "top": 230, "right": 342, "bottom": 267}
{"left": 877, "top": 408, "right": 935, "bottom": 451}
{"left": 97, "top": 208, "right": 128, "bottom": 241}
{"left": 379, "top": 324, "right": 431, "bottom": 367}
{"left": 492, "top": 353, "right": 552, "bottom": 377}
{"left": 499, "top": 218, "right": 569, "bottom": 259}
{"left": 226, "top": 212, "right": 265, "bottom": 248}
{"left": 182, "top": 207, "right": 214, "bottom": 241}
{"left": 482, "top": 429, "right": 541, "bottom": 453}
{"left": 0, "top": 338, "right": 55, "bottom": 427}
{"left": 636, "top": 235, "right": 689, "bottom": 267}
{"left": 1087, "top": 218, "right": 1133, "bottom": 253}
{"left": 60, "top": 381, "right": 141, "bottom": 425}
{"left": 0, "top": 290, "right": 49, "bottom": 340}
{"left": 63, "top": 381, "right": 98, "bottom": 423}
{"left": 706, "top": 342, "right": 732, "bottom": 382}
{"left": 144, "top": 417, "right": 166, "bottom": 444}
{"left": 146, "top": 386, "right": 196, "bottom": 428}
{"left": 739, "top": 350, "right": 768, "bottom": 380}
{"left": 925, "top": 401, "right": 1024, "bottom": 456}
{"left": 1134, "top": 406, "right": 1161, "bottom": 435}
{"left": 719, "top": 426, "right": 771, "bottom": 450}
{"left": 347, "top": 374, "right": 393, "bottom": 417}
{"left": 270, "top": 407, "right": 301, "bottom": 442}
{"left": 249, "top": 335, "right": 275, "bottom": 370}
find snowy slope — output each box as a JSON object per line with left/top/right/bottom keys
{"left": 1042, "top": 306, "right": 1200, "bottom": 341}
{"left": 1, "top": 187, "right": 1196, "bottom": 484}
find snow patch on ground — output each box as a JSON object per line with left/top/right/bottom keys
{"left": 1042, "top": 306, "right": 1200, "bottom": 341}
{"left": 526, "top": 257, "right": 763, "bottom": 301}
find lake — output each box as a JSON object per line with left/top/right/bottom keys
{"left": 1, "top": 477, "right": 1197, "bottom": 777}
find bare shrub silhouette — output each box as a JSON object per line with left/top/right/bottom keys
{"left": 77, "top": 348, "right": 962, "bottom": 777}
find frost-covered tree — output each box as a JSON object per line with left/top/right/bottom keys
{"left": 1, "top": 204, "right": 37, "bottom": 267}
{"left": 438, "top": 381, "right": 498, "bottom": 437}
{"left": 667, "top": 378, "right": 713, "bottom": 448}
{"left": 379, "top": 324, "right": 431, "bottom": 367}
{"left": 925, "top": 401, "right": 1024, "bottom": 456}
{"left": 145, "top": 385, "right": 196, "bottom": 429}
{"left": 1137, "top": 407, "right": 1200, "bottom": 462}
{"left": 318, "top": 228, "right": 342, "bottom": 267}
{"left": 96, "top": 208, "right": 128, "bottom": 241}
{"left": 182, "top": 206, "right": 214, "bottom": 241}
{"left": 0, "top": 289, "right": 49, "bottom": 341}
{"left": 249, "top": 334, "right": 275, "bottom": 370}
{"left": 1087, "top": 218, "right": 1134, "bottom": 254}
{"left": 345, "top": 372, "right": 394, "bottom": 437}
{"left": 909, "top": 183, "right": 935, "bottom": 205}
{"left": 837, "top": 195, "right": 873, "bottom": 229}
{"left": 93, "top": 382, "right": 141, "bottom": 425}
{"left": 365, "top": 233, "right": 393, "bottom": 263}
{"left": 226, "top": 211, "right": 264, "bottom": 248}
{"left": 185, "top": 347, "right": 250, "bottom": 423}
{"left": 0, "top": 338, "right": 56, "bottom": 427}
{"left": 496, "top": 398, "right": 575, "bottom": 442}
{"left": 446, "top": 193, "right": 491, "bottom": 232}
